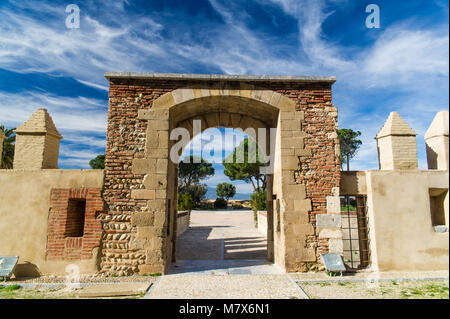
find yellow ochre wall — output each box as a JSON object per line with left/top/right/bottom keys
{"left": 0, "top": 169, "right": 104, "bottom": 276}
{"left": 341, "top": 170, "right": 449, "bottom": 272}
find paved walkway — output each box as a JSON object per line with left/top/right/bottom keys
{"left": 146, "top": 210, "right": 307, "bottom": 299}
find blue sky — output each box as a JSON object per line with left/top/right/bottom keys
{"left": 0, "top": 0, "right": 448, "bottom": 195}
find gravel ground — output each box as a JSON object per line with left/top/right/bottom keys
{"left": 298, "top": 279, "right": 449, "bottom": 299}
{"left": 146, "top": 274, "right": 306, "bottom": 299}
{"left": 6, "top": 274, "right": 158, "bottom": 284}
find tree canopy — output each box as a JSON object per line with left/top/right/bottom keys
{"left": 178, "top": 155, "right": 214, "bottom": 189}
{"left": 338, "top": 128, "right": 362, "bottom": 171}
{"left": 216, "top": 182, "right": 236, "bottom": 204}
{"left": 223, "top": 138, "right": 266, "bottom": 192}
{"left": 1, "top": 125, "right": 15, "bottom": 169}
{"left": 89, "top": 154, "right": 105, "bottom": 169}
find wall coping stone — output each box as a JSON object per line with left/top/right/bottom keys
{"left": 104, "top": 72, "right": 336, "bottom": 84}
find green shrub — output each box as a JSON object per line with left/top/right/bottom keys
{"left": 214, "top": 197, "right": 227, "bottom": 209}
{"left": 250, "top": 189, "right": 267, "bottom": 212}
{"left": 178, "top": 192, "right": 194, "bottom": 212}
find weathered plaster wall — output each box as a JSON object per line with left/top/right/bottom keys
{"left": 176, "top": 211, "right": 190, "bottom": 236}
{"left": 257, "top": 211, "right": 268, "bottom": 235}
{"left": 340, "top": 170, "right": 449, "bottom": 271}
{"left": 0, "top": 169, "right": 104, "bottom": 276}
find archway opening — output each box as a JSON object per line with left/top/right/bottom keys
{"left": 161, "top": 93, "right": 282, "bottom": 273}
{"left": 167, "top": 125, "right": 275, "bottom": 273}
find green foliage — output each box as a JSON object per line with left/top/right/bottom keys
{"left": 142, "top": 272, "right": 162, "bottom": 277}
{"left": 178, "top": 192, "right": 194, "bottom": 212}
{"left": 181, "top": 183, "right": 207, "bottom": 206}
{"left": 214, "top": 197, "right": 227, "bottom": 209}
{"left": 223, "top": 138, "right": 266, "bottom": 192}
{"left": 0, "top": 125, "right": 16, "bottom": 169}
{"left": 338, "top": 129, "right": 362, "bottom": 171}
{"left": 250, "top": 189, "right": 267, "bottom": 212}
{"left": 0, "top": 284, "right": 22, "bottom": 291}
{"left": 216, "top": 182, "right": 236, "bottom": 204}
{"left": 178, "top": 155, "right": 214, "bottom": 189}
{"left": 89, "top": 154, "right": 105, "bottom": 169}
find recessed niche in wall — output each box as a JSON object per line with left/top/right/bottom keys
{"left": 64, "top": 199, "right": 86, "bottom": 237}
{"left": 429, "top": 188, "right": 448, "bottom": 232}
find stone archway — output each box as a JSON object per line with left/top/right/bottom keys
{"left": 101, "top": 73, "right": 341, "bottom": 276}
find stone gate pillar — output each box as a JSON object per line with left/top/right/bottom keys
{"left": 129, "top": 108, "right": 171, "bottom": 273}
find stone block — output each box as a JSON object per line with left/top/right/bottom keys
{"left": 297, "top": 247, "right": 317, "bottom": 262}
{"left": 158, "top": 131, "right": 169, "bottom": 148}
{"left": 281, "top": 119, "right": 301, "bottom": 131}
{"left": 282, "top": 137, "right": 304, "bottom": 149}
{"left": 147, "top": 200, "right": 167, "bottom": 211}
{"left": 154, "top": 211, "right": 167, "bottom": 228}
{"left": 316, "top": 214, "right": 341, "bottom": 228}
{"left": 152, "top": 92, "right": 174, "bottom": 109}
{"left": 131, "top": 189, "right": 155, "bottom": 200}
{"left": 131, "top": 212, "right": 155, "bottom": 227}
{"left": 328, "top": 238, "right": 344, "bottom": 254}
{"left": 280, "top": 111, "right": 294, "bottom": 120}
{"left": 293, "top": 223, "right": 315, "bottom": 235}
{"left": 282, "top": 155, "right": 299, "bottom": 170}
{"left": 318, "top": 229, "right": 343, "bottom": 239}
{"left": 132, "top": 158, "right": 156, "bottom": 174}
{"left": 172, "top": 89, "right": 194, "bottom": 104}
{"left": 156, "top": 189, "right": 166, "bottom": 199}
{"left": 326, "top": 196, "right": 341, "bottom": 214}
{"left": 138, "top": 264, "right": 164, "bottom": 274}
{"left": 295, "top": 148, "right": 312, "bottom": 157}
{"left": 283, "top": 183, "right": 306, "bottom": 199}
{"left": 148, "top": 119, "right": 169, "bottom": 130}
{"left": 294, "top": 199, "right": 311, "bottom": 212}
{"left": 294, "top": 111, "right": 305, "bottom": 120}
{"left": 276, "top": 96, "right": 295, "bottom": 111}
{"left": 156, "top": 158, "right": 168, "bottom": 174}
{"left": 283, "top": 210, "right": 309, "bottom": 224}
{"left": 145, "top": 148, "right": 168, "bottom": 158}
{"left": 138, "top": 109, "right": 169, "bottom": 120}
{"left": 144, "top": 174, "right": 167, "bottom": 190}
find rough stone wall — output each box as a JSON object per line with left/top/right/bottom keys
{"left": 102, "top": 79, "right": 339, "bottom": 275}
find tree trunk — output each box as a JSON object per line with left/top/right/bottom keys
{"left": 346, "top": 154, "right": 350, "bottom": 171}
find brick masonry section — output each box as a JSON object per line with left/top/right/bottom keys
{"left": 102, "top": 78, "right": 340, "bottom": 275}
{"left": 46, "top": 188, "right": 104, "bottom": 261}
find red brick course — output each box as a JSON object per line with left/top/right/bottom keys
{"left": 46, "top": 188, "right": 103, "bottom": 260}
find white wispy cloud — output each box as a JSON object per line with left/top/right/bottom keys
{"left": 0, "top": 0, "right": 448, "bottom": 171}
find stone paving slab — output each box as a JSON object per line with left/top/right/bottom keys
{"left": 145, "top": 274, "right": 306, "bottom": 299}
{"left": 74, "top": 283, "right": 151, "bottom": 298}
{"left": 168, "top": 259, "right": 283, "bottom": 275}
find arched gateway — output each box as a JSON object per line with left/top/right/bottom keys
{"left": 101, "top": 73, "right": 341, "bottom": 275}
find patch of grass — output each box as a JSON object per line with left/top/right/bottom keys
{"left": 338, "top": 281, "right": 350, "bottom": 287}
{"left": 141, "top": 272, "right": 162, "bottom": 277}
{"left": 0, "top": 284, "right": 22, "bottom": 291}
{"left": 110, "top": 274, "right": 117, "bottom": 278}
{"left": 400, "top": 282, "right": 449, "bottom": 299}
